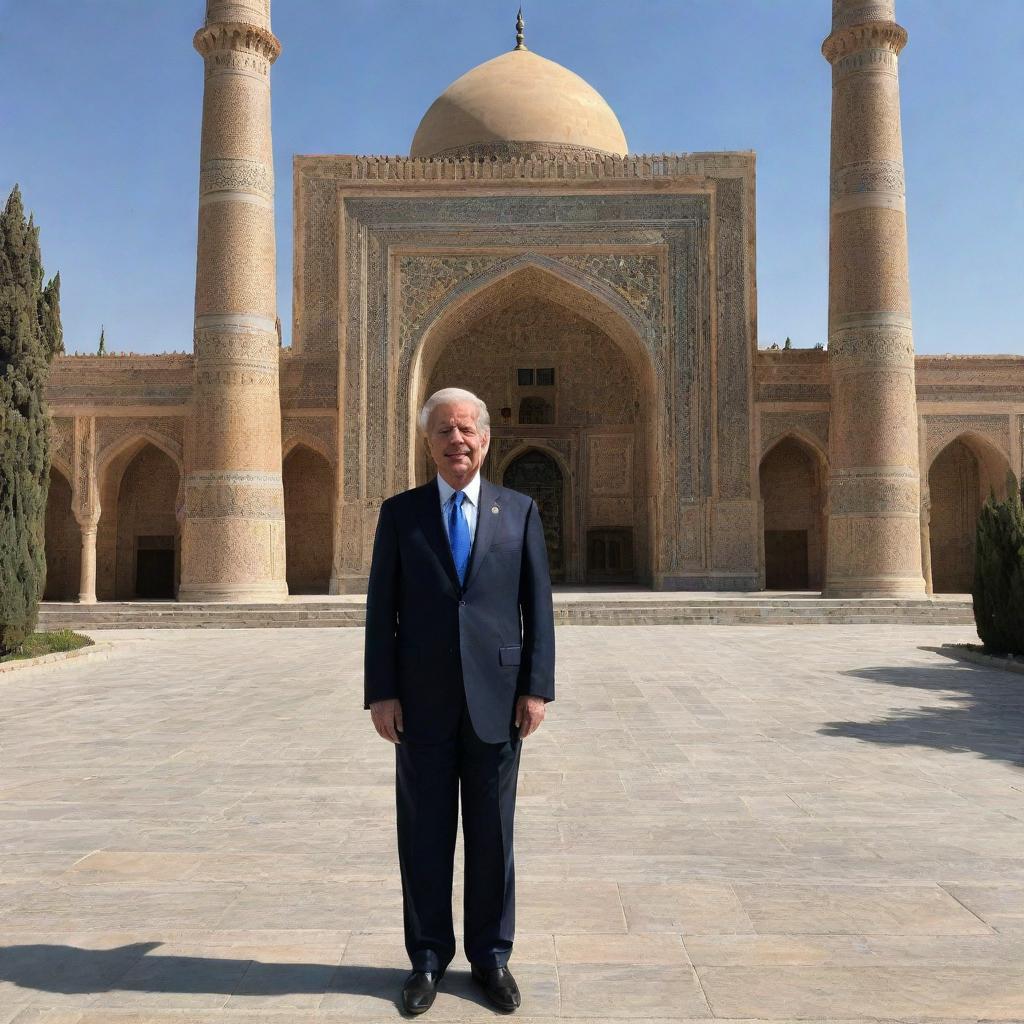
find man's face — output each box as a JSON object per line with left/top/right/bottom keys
{"left": 425, "top": 401, "right": 490, "bottom": 488}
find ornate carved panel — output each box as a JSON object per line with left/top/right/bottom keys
{"left": 282, "top": 414, "right": 337, "bottom": 463}
{"left": 760, "top": 411, "right": 830, "bottom": 459}
{"left": 588, "top": 436, "right": 633, "bottom": 495}
{"left": 925, "top": 414, "right": 1010, "bottom": 466}
{"left": 96, "top": 417, "right": 185, "bottom": 467}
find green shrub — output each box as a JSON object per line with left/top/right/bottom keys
{"left": 0, "top": 629, "right": 92, "bottom": 664}
{"left": 972, "top": 474, "right": 1024, "bottom": 655}
{"left": 0, "top": 186, "right": 61, "bottom": 657}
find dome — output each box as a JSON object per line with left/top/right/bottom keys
{"left": 410, "top": 47, "right": 628, "bottom": 160}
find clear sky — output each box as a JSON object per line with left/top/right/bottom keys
{"left": 2, "top": 0, "right": 1022, "bottom": 357}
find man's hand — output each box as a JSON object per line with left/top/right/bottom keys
{"left": 515, "top": 695, "right": 546, "bottom": 739}
{"left": 370, "top": 698, "right": 403, "bottom": 744}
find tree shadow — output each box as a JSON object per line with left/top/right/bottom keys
{"left": 819, "top": 650, "right": 1024, "bottom": 768}
{"left": 0, "top": 941, "right": 410, "bottom": 1005}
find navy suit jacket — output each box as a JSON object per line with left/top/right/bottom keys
{"left": 363, "top": 475, "right": 555, "bottom": 744}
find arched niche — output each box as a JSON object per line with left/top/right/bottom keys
{"left": 928, "top": 433, "right": 1015, "bottom": 594}
{"left": 44, "top": 464, "right": 81, "bottom": 600}
{"left": 283, "top": 443, "right": 334, "bottom": 594}
{"left": 409, "top": 260, "right": 658, "bottom": 585}
{"left": 499, "top": 446, "right": 570, "bottom": 583}
{"left": 98, "top": 439, "right": 182, "bottom": 600}
{"left": 759, "top": 434, "right": 827, "bottom": 590}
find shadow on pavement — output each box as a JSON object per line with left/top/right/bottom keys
{"left": 0, "top": 942, "right": 416, "bottom": 1003}
{"left": 819, "top": 653, "right": 1024, "bottom": 768}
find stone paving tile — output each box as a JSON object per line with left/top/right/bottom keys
{"left": 697, "top": 964, "right": 1024, "bottom": 1019}
{"left": 730, "top": 882, "right": 993, "bottom": 935}
{"left": 6, "top": 622, "right": 1024, "bottom": 1022}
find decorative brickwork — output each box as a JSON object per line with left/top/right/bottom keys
{"left": 181, "top": 0, "right": 287, "bottom": 601}
{"left": 760, "top": 411, "right": 830, "bottom": 460}
{"left": 823, "top": 0, "right": 925, "bottom": 596}
{"left": 924, "top": 414, "right": 1011, "bottom": 468}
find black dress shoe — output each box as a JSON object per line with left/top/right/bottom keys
{"left": 402, "top": 968, "right": 445, "bottom": 1015}
{"left": 470, "top": 964, "right": 521, "bottom": 1012}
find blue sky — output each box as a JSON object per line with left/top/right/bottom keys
{"left": 2, "top": 0, "right": 1022, "bottom": 356}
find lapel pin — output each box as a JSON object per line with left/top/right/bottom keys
{"left": 491, "top": 505, "right": 500, "bottom": 514}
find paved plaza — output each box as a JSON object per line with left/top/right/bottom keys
{"left": 2, "top": 623, "right": 1024, "bottom": 1022}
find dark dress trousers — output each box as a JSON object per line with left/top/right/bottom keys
{"left": 364, "top": 475, "right": 555, "bottom": 972}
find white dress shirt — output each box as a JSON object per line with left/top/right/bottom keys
{"left": 437, "top": 471, "right": 480, "bottom": 546}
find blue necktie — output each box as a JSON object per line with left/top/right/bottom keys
{"left": 448, "top": 491, "right": 471, "bottom": 585}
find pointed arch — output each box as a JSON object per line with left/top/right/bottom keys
{"left": 283, "top": 442, "right": 334, "bottom": 593}
{"left": 759, "top": 433, "right": 828, "bottom": 591}
{"left": 926, "top": 430, "right": 1015, "bottom": 498}
{"left": 927, "top": 432, "right": 1016, "bottom": 593}
{"left": 761, "top": 427, "right": 829, "bottom": 470}
{"left": 44, "top": 461, "right": 81, "bottom": 600}
{"left": 404, "top": 257, "right": 660, "bottom": 584}
{"left": 500, "top": 446, "right": 570, "bottom": 583}
{"left": 283, "top": 431, "right": 335, "bottom": 467}
{"left": 97, "top": 431, "right": 184, "bottom": 488}
{"left": 410, "top": 257, "right": 658, "bottom": 437}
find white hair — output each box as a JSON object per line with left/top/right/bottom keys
{"left": 418, "top": 388, "right": 491, "bottom": 436}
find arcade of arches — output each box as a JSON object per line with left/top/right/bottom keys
{"left": 39, "top": 420, "right": 1020, "bottom": 600}
{"left": 43, "top": 438, "right": 338, "bottom": 600}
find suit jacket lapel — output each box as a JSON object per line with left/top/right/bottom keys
{"left": 464, "top": 476, "right": 499, "bottom": 592}
{"left": 416, "top": 479, "right": 460, "bottom": 594}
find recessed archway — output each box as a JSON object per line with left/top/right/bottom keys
{"left": 283, "top": 443, "right": 334, "bottom": 594}
{"left": 43, "top": 464, "right": 81, "bottom": 600}
{"left": 928, "top": 433, "right": 1014, "bottom": 594}
{"left": 410, "top": 260, "right": 658, "bottom": 585}
{"left": 105, "top": 442, "right": 181, "bottom": 600}
{"left": 759, "top": 435, "right": 827, "bottom": 590}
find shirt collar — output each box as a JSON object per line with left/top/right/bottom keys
{"left": 437, "top": 471, "right": 481, "bottom": 507}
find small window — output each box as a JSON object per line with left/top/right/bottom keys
{"left": 517, "top": 368, "right": 534, "bottom": 386}
{"left": 536, "top": 367, "right": 555, "bottom": 386}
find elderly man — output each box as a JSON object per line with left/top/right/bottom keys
{"left": 364, "top": 387, "right": 555, "bottom": 1014}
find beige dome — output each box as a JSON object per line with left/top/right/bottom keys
{"left": 410, "top": 48, "right": 628, "bottom": 160}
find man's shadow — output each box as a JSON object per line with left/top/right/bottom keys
{"left": 818, "top": 651, "right": 1024, "bottom": 768}
{"left": 0, "top": 942, "right": 496, "bottom": 1012}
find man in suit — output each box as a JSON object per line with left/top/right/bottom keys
{"left": 364, "top": 387, "right": 555, "bottom": 1014}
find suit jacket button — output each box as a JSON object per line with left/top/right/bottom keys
{"left": 459, "top": 600, "right": 467, "bottom": 607}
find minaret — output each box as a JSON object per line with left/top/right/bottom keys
{"left": 821, "top": 0, "right": 925, "bottom": 597}
{"left": 179, "top": 0, "right": 288, "bottom": 601}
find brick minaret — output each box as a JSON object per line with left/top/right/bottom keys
{"left": 180, "top": 0, "right": 288, "bottom": 601}
{"left": 822, "top": 0, "right": 925, "bottom": 597}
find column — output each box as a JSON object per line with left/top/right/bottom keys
{"left": 179, "top": 0, "right": 288, "bottom": 601}
{"left": 822, "top": 0, "right": 926, "bottom": 596}
{"left": 77, "top": 520, "right": 98, "bottom": 604}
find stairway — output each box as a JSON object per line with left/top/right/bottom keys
{"left": 38, "top": 592, "right": 975, "bottom": 629}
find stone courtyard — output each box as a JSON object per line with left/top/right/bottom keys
{"left": 3, "top": 624, "right": 1024, "bottom": 1021}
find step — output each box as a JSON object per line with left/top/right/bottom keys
{"left": 38, "top": 594, "right": 975, "bottom": 629}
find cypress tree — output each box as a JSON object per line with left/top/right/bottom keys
{"left": 0, "top": 185, "right": 60, "bottom": 655}
{"left": 972, "top": 474, "right": 1024, "bottom": 655}
{"left": 98, "top": 325, "right": 106, "bottom": 355}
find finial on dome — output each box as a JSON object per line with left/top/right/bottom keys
{"left": 515, "top": 7, "right": 527, "bottom": 50}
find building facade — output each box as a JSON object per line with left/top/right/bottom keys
{"left": 42, "top": 0, "right": 1024, "bottom": 602}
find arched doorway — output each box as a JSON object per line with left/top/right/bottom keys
{"left": 928, "top": 435, "right": 1012, "bottom": 593}
{"left": 44, "top": 465, "right": 81, "bottom": 600}
{"left": 413, "top": 264, "right": 655, "bottom": 584}
{"left": 502, "top": 449, "right": 566, "bottom": 582}
{"left": 283, "top": 444, "right": 334, "bottom": 593}
{"left": 113, "top": 443, "right": 181, "bottom": 599}
{"left": 759, "top": 436, "right": 826, "bottom": 590}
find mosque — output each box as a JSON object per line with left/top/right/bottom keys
{"left": 41, "top": 0, "right": 1023, "bottom": 605}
